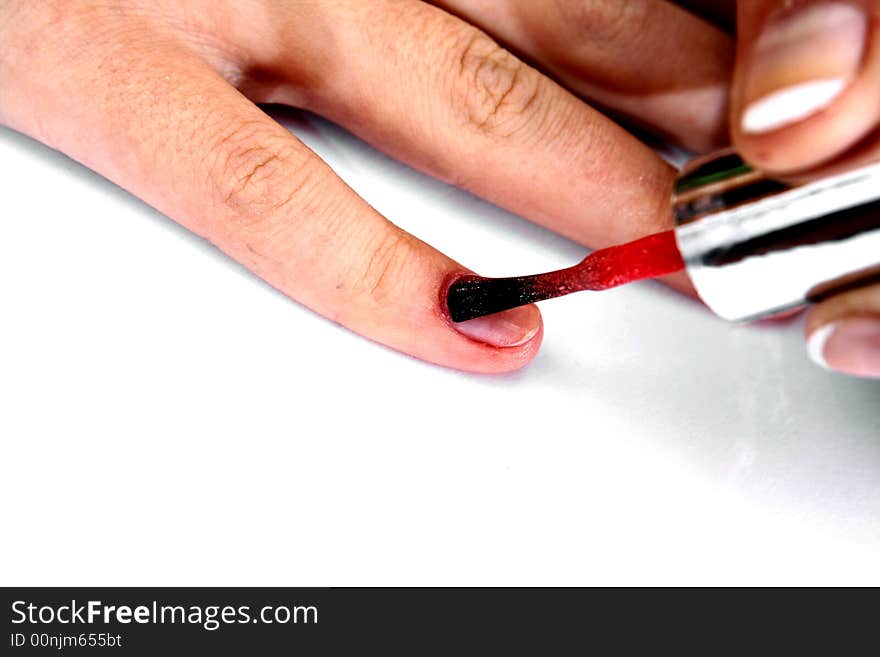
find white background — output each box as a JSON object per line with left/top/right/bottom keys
{"left": 2, "top": 110, "right": 879, "bottom": 586}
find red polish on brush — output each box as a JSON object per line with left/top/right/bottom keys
{"left": 446, "top": 230, "right": 683, "bottom": 322}
{"left": 448, "top": 148, "right": 880, "bottom": 325}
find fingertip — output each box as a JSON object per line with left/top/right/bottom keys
{"left": 804, "top": 286, "right": 880, "bottom": 378}
{"left": 730, "top": 1, "right": 880, "bottom": 172}
{"left": 452, "top": 304, "right": 542, "bottom": 349}
{"left": 736, "top": 2, "right": 866, "bottom": 127}
{"left": 445, "top": 303, "right": 544, "bottom": 374}
{"left": 740, "top": 78, "right": 849, "bottom": 137}
{"left": 806, "top": 317, "right": 880, "bottom": 378}
{"left": 428, "top": 269, "right": 543, "bottom": 370}
{"left": 732, "top": 88, "right": 877, "bottom": 173}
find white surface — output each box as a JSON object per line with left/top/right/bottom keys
{"left": 1, "top": 110, "right": 879, "bottom": 586}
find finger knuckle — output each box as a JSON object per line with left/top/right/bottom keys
{"left": 211, "top": 119, "right": 315, "bottom": 228}
{"left": 449, "top": 31, "right": 543, "bottom": 140}
{"left": 556, "top": 0, "right": 647, "bottom": 44}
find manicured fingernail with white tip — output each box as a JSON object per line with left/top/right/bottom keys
{"left": 741, "top": 2, "right": 867, "bottom": 134}
{"left": 807, "top": 322, "right": 837, "bottom": 369}
{"left": 808, "top": 319, "right": 880, "bottom": 378}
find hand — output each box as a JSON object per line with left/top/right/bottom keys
{"left": 0, "top": 1, "right": 732, "bottom": 372}
{"left": 731, "top": 0, "right": 880, "bottom": 378}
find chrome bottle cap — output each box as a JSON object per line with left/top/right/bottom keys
{"left": 673, "top": 149, "right": 880, "bottom": 322}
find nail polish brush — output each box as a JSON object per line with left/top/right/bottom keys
{"left": 447, "top": 149, "right": 880, "bottom": 323}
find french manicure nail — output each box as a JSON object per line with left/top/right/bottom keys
{"left": 452, "top": 304, "right": 540, "bottom": 348}
{"left": 741, "top": 2, "right": 866, "bottom": 134}
{"left": 807, "top": 322, "right": 837, "bottom": 369}
{"left": 808, "top": 318, "right": 880, "bottom": 378}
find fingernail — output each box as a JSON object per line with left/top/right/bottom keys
{"left": 453, "top": 304, "right": 540, "bottom": 348}
{"left": 741, "top": 2, "right": 866, "bottom": 134}
{"left": 808, "top": 318, "right": 880, "bottom": 378}
{"left": 807, "top": 322, "right": 837, "bottom": 369}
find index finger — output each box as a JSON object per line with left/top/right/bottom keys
{"left": 0, "top": 8, "right": 543, "bottom": 373}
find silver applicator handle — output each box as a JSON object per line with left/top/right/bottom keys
{"left": 673, "top": 149, "right": 880, "bottom": 322}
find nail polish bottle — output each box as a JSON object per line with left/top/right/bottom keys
{"left": 673, "top": 149, "right": 880, "bottom": 321}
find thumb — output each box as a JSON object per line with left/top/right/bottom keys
{"left": 732, "top": 1, "right": 880, "bottom": 173}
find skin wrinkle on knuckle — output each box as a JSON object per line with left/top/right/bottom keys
{"left": 555, "top": 0, "right": 646, "bottom": 45}
{"left": 449, "top": 31, "right": 544, "bottom": 140}
{"left": 209, "top": 119, "right": 316, "bottom": 230}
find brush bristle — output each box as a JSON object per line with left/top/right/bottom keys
{"left": 447, "top": 275, "right": 546, "bottom": 322}
{"left": 446, "top": 230, "right": 684, "bottom": 322}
